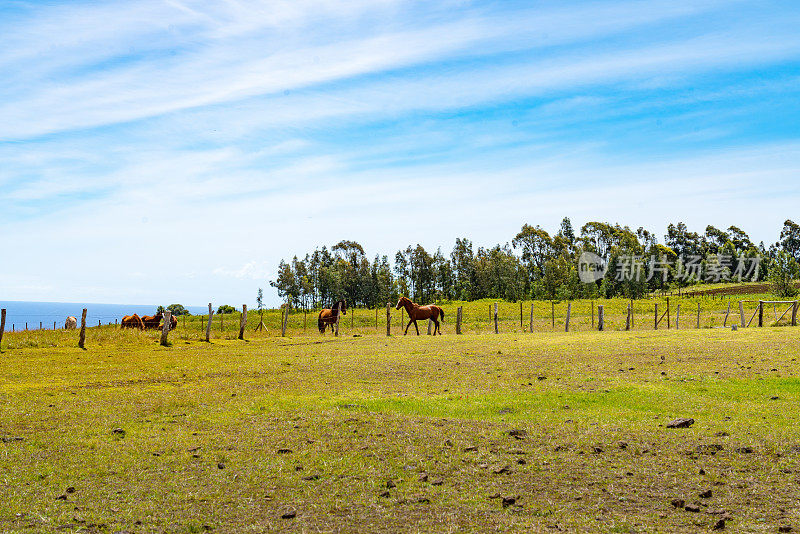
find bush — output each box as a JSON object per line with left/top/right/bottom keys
{"left": 216, "top": 305, "right": 236, "bottom": 314}
{"left": 167, "top": 304, "right": 189, "bottom": 316}
{"left": 768, "top": 251, "right": 800, "bottom": 298}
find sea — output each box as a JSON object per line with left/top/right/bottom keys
{"left": 0, "top": 301, "right": 208, "bottom": 331}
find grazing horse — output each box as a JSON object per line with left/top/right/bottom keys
{"left": 65, "top": 316, "right": 77, "bottom": 330}
{"left": 141, "top": 312, "right": 163, "bottom": 330}
{"left": 318, "top": 300, "right": 347, "bottom": 333}
{"left": 395, "top": 296, "right": 444, "bottom": 335}
{"left": 121, "top": 314, "right": 144, "bottom": 330}
{"left": 170, "top": 314, "right": 178, "bottom": 331}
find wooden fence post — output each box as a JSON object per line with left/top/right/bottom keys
{"left": 739, "top": 301, "right": 746, "bottom": 328}
{"left": 78, "top": 308, "right": 87, "bottom": 349}
{"left": 654, "top": 303, "right": 658, "bottom": 330}
{"left": 520, "top": 301, "right": 523, "bottom": 329}
{"left": 697, "top": 303, "right": 701, "bottom": 329}
{"left": 529, "top": 303, "right": 534, "bottom": 333}
{"left": 630, "top": 299, "right": 634, "bottom": 329}
{"left": 793, "top": 301, "right": 798, "bottom": 327}
{"left": 160, "top": 311, "right": 171, "bottom": 346}
{"left": 598, "top": 305, "right": 604, "bottom": 331}
{"left": 494, "top": 302, "right": 499, "bottom": 334}
{"left": 551, "top": 301, "right": 555, "bottom": 328}
{"left": 565, "top": 302, "right": 571, "bottom": 332}
{"left": 456, "top": 306, "right": 463, "bottom": 334}
{"left": 675, "top": 305, "right": 681, "bottom": 329}
{"left": 238, "top": 305, "right": 247, "bottom": 340}
{"left": 205, "top": 303, "right": 213, "bottom": 342}
{"left": 758, "top": 301, "right": 764, "bottom": 328}
{"left": 625, "top": 305, "right": 631, "bottom": 331}
{"left": 386, "top": 303, "right": 391, "bottom": 336}
{"left": 666, "top": 298, "right": 670, "bottom": 329}
{"left": 334, "top": 302, "right": 341, "bottom": 337}
{"left": 723, "top": 303, "right": 731, "bottom": 327}
{"left": 427, "top": 318, "right": 432, "bottom": 335}
{"left": 0, "top": 309, "right": 5, "bottom": 349}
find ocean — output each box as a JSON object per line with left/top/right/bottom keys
{"left": 0, "top": 301, "right": 209, "bottom": 331}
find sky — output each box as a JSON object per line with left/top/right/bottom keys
{"left": 2, "top": 0, "right": 799, "bottom": 307}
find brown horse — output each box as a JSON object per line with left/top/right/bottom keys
{"left": 395, "top": 296, "right": 444, "bottom": 335}
{"left": 141, "top": 312, "right": 163, "bottom": 330}
{"left": 121, "top": 314, "right": 144, "bottom": 330}
{"left": 318, "top": 300, "right": 347, "bottom": 333}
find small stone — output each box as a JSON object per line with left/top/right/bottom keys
{"left": 277, "top": 448, "right": 292, "bottom": 454}
{"left": 671, "top": 498, "right": 685, "bottom": 508}
{"left": 736, "top": 446, "right": 754, "bottom": 454}
{"left": 778, "top": 527, "right": 793, "bottom": 533}
{"left": 667, "top": 418, "right": 695, "bottom": 429}
{"left": 493, "top": 466, "right": 512, "bottom": 475}
{"left": 501, "top": 496, "right": 516, "bottom": 508}
{"left": 431, "top": 479, "right": 443, "bottom": 486}
{"left": 217, "top": 463, "right": 225, "bottom": 469}
{"left": 508, "top": 429, "right": 527, "bottom": 440}
{"left": 593, "top": 446, "right": 604, "bottom": 454}
{"left": 280, "top": 510, "right": 296, "bottom": 519}
{"left": 463, "top": 446, "right": 477, "bottom": 452}
{"left": 771, "top": 396, "right": 780, "bottom": 400}
{"left": 66, "top": 487, "right": 75, "bottom": 494}
{"left": 111, "top": 428, "right": 126, "bottom": 438}
{"left": 699, "top": 469, "right": 706, "bottom": 475}
{"left": 488, "top": 493, "right": 501, "bottom": 499}
{"left": 302, "top": 474, "right": 319, "bottom": 481}
{"left": 379, "top": 491, "right": 391, "bottom": 498}
{"left": 712, "top": 518, "right": 726, "bottom": 530}
{"left": 700, "top": 490, "right": 712, "bottom": 498}
{"left": 685, "top": 505, "right": 701, "bottom": 513}
{"left": 418, "top": 474, "right": 428, "bottom": 482}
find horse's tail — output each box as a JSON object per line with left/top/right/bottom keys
{"left": 438, "top": 307, "right": 445, "bottom": 321}
{"left": 318, "top": 312, "right": 325, "bottom": 333}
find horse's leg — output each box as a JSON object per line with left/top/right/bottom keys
{"left": 434, "top": 319, "right": 440, "bottom": 335}
{"left": 404, "top": 319, "right": 412, "bottom": 335}
{"left": 414, "top": 320, "right": 420, "bottom": 335}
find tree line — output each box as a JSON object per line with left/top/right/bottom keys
{"left": 270, "top": 219, "right": 800, "bottom": 308}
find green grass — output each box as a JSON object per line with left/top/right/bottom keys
{"left": 2, "top": 319, "right": 800, "bottom": 532}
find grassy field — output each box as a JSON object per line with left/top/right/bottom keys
{"left": 2, "top": 300, "right": 800, "bottom": 532}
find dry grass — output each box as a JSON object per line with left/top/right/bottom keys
{"left": 1, "top": 322, "right": 799, "bottom": 532}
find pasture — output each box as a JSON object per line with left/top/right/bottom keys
{"left": 1, "top": 301, "right": 799, "bottom": 532}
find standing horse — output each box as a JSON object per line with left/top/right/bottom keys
{"left": 395, "top": 296, "right": 444, "bottom": 335}
{"left": 121, "top": 314, "right": 144, "bottom": 330}
{"left": 318, "top": 300, "right": 347, "bottom": 333}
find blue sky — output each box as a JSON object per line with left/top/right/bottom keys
{"left": 2, "top": 0, "right": 799, "bottom": 307}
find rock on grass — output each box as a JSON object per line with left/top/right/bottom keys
{"left": 666, "top": 418, "right": 695, "bottom": 429}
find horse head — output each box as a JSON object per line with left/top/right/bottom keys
{"left": 395, "top": 296, "right": 409, "bottom": 310}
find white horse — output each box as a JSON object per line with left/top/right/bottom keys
{"left": 65, "top": 316, "right": 77, "bottom": 330}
